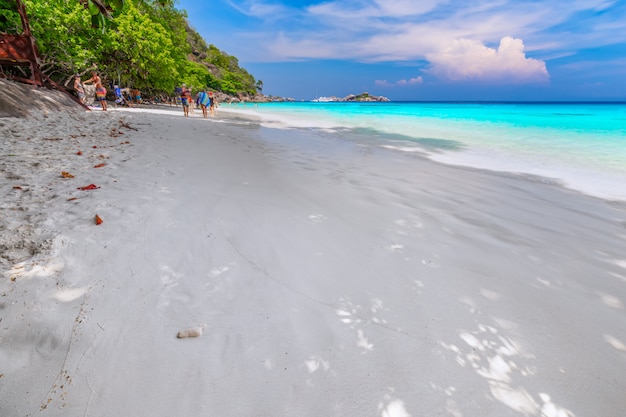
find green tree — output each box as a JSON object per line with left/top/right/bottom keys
{"left": 180, "top": 61, "right": 211, "bottom": 92}
{"left": 0, "top": 0, "right": 21, "bottom": 34}
{"left": 23, "top": 0, "right": 98, "bottom": 82}
{"left": 3, "top": 0, "right": 261, "bottom": 98}
{"left": 77, "top": 0, "right": 175, "bottom": 29}
{"left": 100, "top": 1, "right": 181, "bottom": 90}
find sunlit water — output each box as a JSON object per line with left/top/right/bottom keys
{"left": 223, "top": 102, "right": 626, "bottom": 201}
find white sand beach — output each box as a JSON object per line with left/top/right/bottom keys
{"left": 1, "top": 80, "right": 626, "bottom": 417}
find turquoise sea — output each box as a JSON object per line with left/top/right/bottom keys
{"left": 225, "top": 102, "right": 626, "bottom": 202}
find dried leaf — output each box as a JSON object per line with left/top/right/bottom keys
{"left": 95, "top": 214, "right": 103, "bottom": 225}
{"left": 119, "top": 121, "right": 138, "bottom": 131}
{"left": 94, "top": 163, "right": 106, "bottom": 168}
{"left": 76, "top": 151, "right": 83, "bottom": 156}
{"left": 77, "top": 184, "right": 99, "bottom": 190}
{"left": 61, "top": 171, "right": 75, "bottom": 178}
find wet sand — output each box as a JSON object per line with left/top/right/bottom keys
{"left": 1, "top": 89, "right": 625, "bottom": 417}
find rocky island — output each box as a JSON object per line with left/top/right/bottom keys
{"left": 311, "top": 92, "right": 390, "bottom": 102}
{"left": 206, "top": 91, "right": 390, "bottom": 104}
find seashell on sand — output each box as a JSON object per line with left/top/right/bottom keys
{"left": 177, "top": 324, "right": 207, "bottom": 338}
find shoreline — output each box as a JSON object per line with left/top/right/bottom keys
{"left": 1, "top": 103, "right": 626, "bottom": 416}
{"left": 213, "top": 101, "right": 626, "bottom": 203}
{"left": 118, "top": 103, "right": 621, "bottom": 203}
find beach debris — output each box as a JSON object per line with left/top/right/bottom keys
{"left": 93, "top": 163, "right": 106, "bottom": 168}
{"left": 177, "top": 324, "right": 207, "bottom": 339}
{"left": 92, "top": 145, "right": 98, "bottom": 149}
{"left": 76, "top": 151, "right": 83, "bottom": 155}
{"left": 12, "top": 186, "right": 23, "bottom": 190}
{"left": 109, "top": 128, "right": 124, "bottom": 137}
{"left": 94, "top": 214, "right": 103, "bottom": 225}
{"left": 67, "top": 197, "right": 78, "bottom": 201}
{"left": 119, "top": 121, "right": 138, "bottom": 131}
{"left": 77, "top": 184, "right": 99, "bottom": 190}
{"left": 61, "top": 171, "right": 75, "bottom": 178}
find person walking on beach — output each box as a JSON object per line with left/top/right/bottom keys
{"left": 83, "top": 70, "right": 107, "bottom": 111}
{"left": 181, "top": 88, "right": 192, "bottom": 117}
{"left": 188, "top": 87, "right": 195, "bottom": 115}
{"left": 197, "top": 89, "right": 209, "bottom": 118}
{"left": 209, "top": 91, "right": 216, "bottom": 116}
{"left": 73, "top": 75, "right": 85, "bottom": 104}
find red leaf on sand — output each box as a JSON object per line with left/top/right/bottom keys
{"left": 67, "top": 197, "right": 78, "bottom": 201}
{"left": 95, "top": 214, "right": 103, "bottom": 225}
{"left": 12, "top": 186, "right": 23, "bottom": 190}
{"left": 94, "top": 163, "right": 106, "bottom": 168}
{"left": 77, "top": 184, "right": 99, "bottom": 190}
{"left": 77, "top": 151, "right": 83, "bottom": 155}
{"left": 61, "top": 171, "right": 75, "bottom": 178}
{"left": 92, "top": 146, "right": 98, "bottom": 149}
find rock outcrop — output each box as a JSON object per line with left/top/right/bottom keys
{"left": 214, "top": 91, "right": 390, "bottom": 104}
{"left": 312, "top": 92, "right": 390, "bottom": 102}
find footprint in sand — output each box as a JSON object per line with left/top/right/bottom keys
{"left": 308, "top": 214, "right": 327, "bottom": 222}
{"left": 604, "top": 334, "right": 626, "bottom": 352}
{"left": 421, "top": 258, "right": 440, "bottom": 268}
{"left": 389, "top": 244, "right": 404, "bottom": 253}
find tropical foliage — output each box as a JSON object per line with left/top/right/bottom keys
{"left": 0, "top": 0, "right": 21, "bottom": 33}
{"left": 0, "top": 0, "right": 260, "bottom": 97}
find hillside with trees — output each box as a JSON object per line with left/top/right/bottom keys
{"left": 0, "top": 0, "right": 260, "bottom": 99}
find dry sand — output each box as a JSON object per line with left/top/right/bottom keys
{"left": 1, "top": 80, "right": 626, "bottom": 417}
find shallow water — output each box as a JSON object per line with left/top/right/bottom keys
{"left": 224, "top": 102, "right": 626, "bottom": 201}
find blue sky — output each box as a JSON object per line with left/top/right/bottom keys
{"left": 176, "top": 0, "right": 626, "bottom": 101}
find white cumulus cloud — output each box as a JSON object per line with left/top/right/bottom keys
{"left": 376, "top": 76, "right": 424, "bottom": 87}
{"left": 426, "top": 36, "right": 549, "bottom": 82}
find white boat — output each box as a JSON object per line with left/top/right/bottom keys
{"left": 311, "top": 96, "right": 338, "bottom": 102}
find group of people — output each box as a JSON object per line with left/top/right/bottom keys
{"left": 180, "top": 84, "right": 216, "bottom": 118}
{"left": 73, "top": 71, "right": 217, "bottom": 118}
{"left": 73, "top": 70, "right": 107, "bottom": 111}
{"left": 113, "top": 86, "right": 142, "bottom": 107}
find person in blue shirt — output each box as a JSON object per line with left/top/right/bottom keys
{"left": 197, "top": 89, "right": 209, "bottom": 118}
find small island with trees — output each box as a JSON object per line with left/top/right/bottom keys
{"left": 312, "top": 92, "right": 390, "bottom": 102}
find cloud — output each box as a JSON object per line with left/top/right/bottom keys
{"left": 224, "top": 0, "right": 291, "bottom": 19}
{"left": 223, "top": 0, "right": 626, "bottom": 87}
{"left": 376, "top": 76, "right": 424, "bottom": 87}
{"left": 399, "top": 76, "right": 425, "bottom": 85}
{"left": 425, "top": 37, "right": 549, "bottom": 83}
{"left": 308, "top": 0, "right": 441, "bottom": 19}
